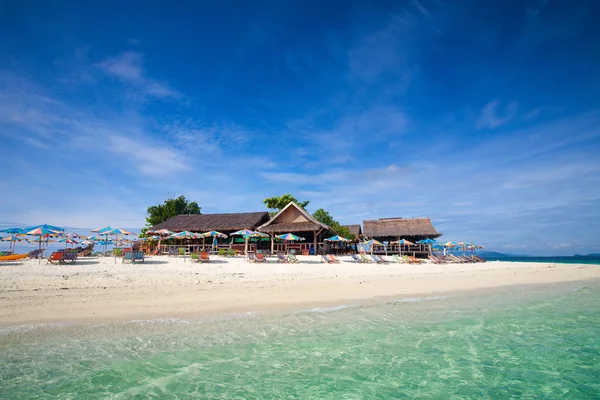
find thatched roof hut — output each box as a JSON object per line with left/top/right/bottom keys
{"left": 151, "top": 212, "right": 270, "bottom": 234}
{"left": 257, "top": 202, "right": 332, "bottom": 234}
{"left": 342, "top": 224, "right": 362, "bottom": 238}
{"left": 362, "top": 217, "right": 441, "bottom": 241}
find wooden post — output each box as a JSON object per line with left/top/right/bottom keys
{"left": 313, "top": 230, "right": 317, "bottom": 255}
{"left": 271, "top": 234, "right": 274, "bottom": 253}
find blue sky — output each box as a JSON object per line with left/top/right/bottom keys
{"left": 1, "top": 0, "right": 599, "bottom": 255}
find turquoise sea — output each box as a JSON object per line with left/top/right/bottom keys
{"left": 2, "top": 280, "right": 600, "bottom": 399}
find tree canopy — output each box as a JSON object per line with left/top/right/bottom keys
{"left": 146, "top": 195, "right": 201, "bottom": 227}
{"left": 263, "top": 194, "right": 309, "bottom": 214}
{"left": 312, "top": 208, "right": 354, "bottom": 240}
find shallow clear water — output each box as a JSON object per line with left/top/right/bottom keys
{"left": 2, "top": 281, "right": 600, "bottom": 399}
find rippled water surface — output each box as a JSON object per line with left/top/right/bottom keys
{"left": 2, "top": 281, "right": 600, "bottom": 399}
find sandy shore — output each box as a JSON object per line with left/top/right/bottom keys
{"left": 1, "top": 255, "right": 599, "bottom": 326}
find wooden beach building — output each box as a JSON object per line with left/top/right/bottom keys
{"left": 362, "top": 217, "right": 442, "bottom": 257}
{"left": 257, "top": 202, "right": 334, "bottom": 254}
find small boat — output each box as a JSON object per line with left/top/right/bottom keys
{"left": 0, "top": 254, "right": 28, "bottom": 261}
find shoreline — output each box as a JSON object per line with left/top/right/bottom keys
{"left": 1, "top": 256, "right": 599, "bottom": 327}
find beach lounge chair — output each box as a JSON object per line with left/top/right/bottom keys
{"left": 218, "top": 248, "right": 227, "bottom": 257}
{"left": 428, "top": 255, "right": 444, "bottom": 264}
{"left": 247, "top": 252, "right": 257, "bottom": 263}
{"left": 123, "top": 251, "right": 134, "bottom": 263}
{"left": 392, "top": 254, "right": 404, "bottom": 264}
{"left": 277, "top": 253, "right": 288, "bottom": 263}
{"left": 264, "top": 249, "right": 273, "bottom": 258}
{"left": 112, "top": 248, "right": 122, "bottom": 257}
{"left": 328, "top": 254, "right": 341, "bottom": 263}
{"left": 255, "top": 253, "right": 266, "bottom": 263}
{"left": 351, "top": 254, "right": 363, "bottom": 263}
{"left": 288, "top": 253, "right": 299, "bottom": 263}
{"left": 402, "top": 255, "right": 419, "bottom": 264}
{"left": 409, "top": 255, "right": 424, "bottom": 264}
{"left": 360, "top": 253, "right": 372, "bottom": 263}
{"left": 322, "top": 254, "right": 333, "bottom": 263}
{"left": 375, "top": 255, "right": 388, "bottom": 264}
{"left": 61, "top": 251, "right": 78, "bottom": 264}
{"left": 133, "top": 251, "right": 145, "bottom": 263}
{"left": 190, "top": 252, "right": 200, "bottom": 262}
{"left": 371, "top": 255, "right": 384, "bottom": 264}
{"left": 47, "top": 251, "right": 64, "bottom": 265}
{"left": 226, "top": 249, "right": 235, "bottom": 257}
{"left": 27, "top": 249, "right": 43, "bottom": 259}
{"left": 199, "top": 252, "right": 210, "bottom": 263}
{"left": 178, "top": 247, "right": 186, "bottom": 257}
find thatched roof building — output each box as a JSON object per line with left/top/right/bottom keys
{"left": 151, "top": 212, "right": 270, "bottom": 234}
{"left": 257, "top": 202, "right": 332, "bottom": 234}
{"left": 342, "top": 224, "right": 362, "bottom": 238}
{"left": 362, "top": 217, "right": 441, "bottom": 241}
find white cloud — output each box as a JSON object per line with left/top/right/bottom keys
{"left": 476, "top": 100, "right": 519, "bottom": 129}
{"left": 97, "top": 51, "right": 180, "bottom": 99}
{"left": 107, "top": 135, "right": 190, "bottom": 177}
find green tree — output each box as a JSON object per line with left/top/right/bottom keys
{"left": 312, "top": 208, "right": 355, "bottom": 240}
{"left": 263, "top": 194, "right": 309, "bottom": 215}
{"left": 146, "top": 195, "right": 201, "bottom": 227}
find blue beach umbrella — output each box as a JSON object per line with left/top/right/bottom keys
{"left": 417, "top": 238, "right": 437, "bottom": 245}
{"left": 0, "top": 227, "right": 25, "bottom": 234}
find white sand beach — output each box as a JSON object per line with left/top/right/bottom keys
{"left": 1, "top": 255, "right": 599, "bottom": 326}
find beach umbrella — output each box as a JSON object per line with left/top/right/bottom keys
{"left": 169, "top": 231, "right": 196, "bottom": 239}
{"left": 231, "top": 229, "right": 256, "bottom": 237}
{"left": 393, "top": 239, "right": 414, "bottom": 245}
{"left": 361, "top": 239, "right": 383, "bottom": 255}
{"left": 392, "top": 239, "right": 414, "bottom": 256}
{"left": 276, "top": 233, "right": 305, "bottom": 241}
{"left": 200, "top": 230, "right": 228, "bottom": 252}
{"left": 103, "top": 227, "right": 133, "bottom": 250}
{"left": 324, "top": 235, "right": 351, "bottom": 242}
{"left": 324, "top": 235, "right": 350, "bottom": 253}
{"left": 0, "top": 227, "right": 25, "bottom": 234}
{"left": 25, "top": 224, "right": 64, "bottom": 258}
{"left": 200, "top": 231, "right": 228, "bottom": 238}
{"left": 151, "top": 229, "right": 174, "bottom": 254}
{"left": 231, "top": 229, "right": 258, "bottom": 257}
{"left": 91, "top": 226, "right": 114, "bottom": 255}
{"left": 58, "top": 238, "right": 78, "bottom": 248}
{"left": 169, "top": 231, "right": 197, "bottom": 260}
{"left": 2, "top": 235, "right": 22, "bottom": 252}
{"left": 417, "top": 238, "right": 436, "bottom": 244}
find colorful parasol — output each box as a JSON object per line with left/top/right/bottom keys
{"left": 324, "top": 235, "right": 351, "bottom": 242}
{"left": 25, "top": 224, "right": 64, "bottom": 258}
{"left": 276, "top": 233, "right": 305, "bottom": 241}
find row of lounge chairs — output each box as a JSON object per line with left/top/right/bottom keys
{"left": 349, "top": 253, "right": 425, "bottom": 264}
{"left": 429, "top": 254, "right": 486, "bottom": 264}
{"left": 247, "top": 252, "right": 300, "bottom": 263}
